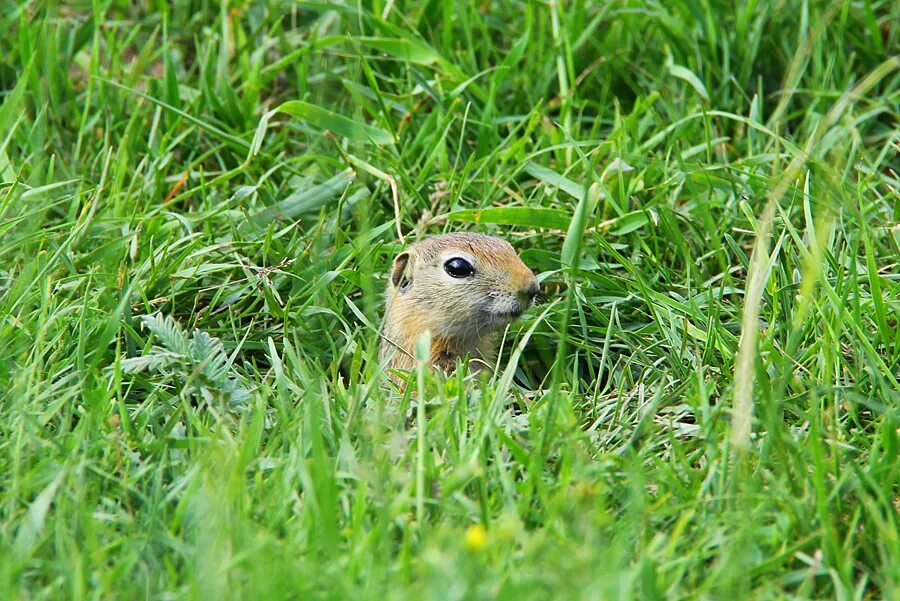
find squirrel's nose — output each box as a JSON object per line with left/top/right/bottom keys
{"left": 519, "top": 279, "right": 540, "bottom": 305}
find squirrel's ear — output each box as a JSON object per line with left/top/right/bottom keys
{"left": 391, "top": 252, "right": 411, "bottom": 288}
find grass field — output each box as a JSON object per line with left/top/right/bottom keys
{"left": 1, "top": 1, "right": 899, "bottom": 599}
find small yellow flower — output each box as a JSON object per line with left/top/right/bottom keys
{"left": 464, "top": 524, "right": 487, "bottom": 552}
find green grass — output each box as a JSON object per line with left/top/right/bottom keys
{"left": 1, "top": 0, "right": 898, "bottom": 599}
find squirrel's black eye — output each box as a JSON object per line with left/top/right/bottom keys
{"left": 444, "top": 257, "right": 475, "bottom": 278}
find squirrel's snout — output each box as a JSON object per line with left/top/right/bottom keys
{"left": 516, "top": 278, "right": 540, "bottom": 307}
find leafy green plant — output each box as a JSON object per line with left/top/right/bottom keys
{"left": 122, "top": 313, "right": 251, "bottom": 406}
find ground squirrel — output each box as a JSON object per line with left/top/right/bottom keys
{"left": 380, "top": 232, "right": 540, "bottom": 379}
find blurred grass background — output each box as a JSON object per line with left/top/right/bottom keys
{"left": 0, "top": 0, "right": 898, "bottom": 599}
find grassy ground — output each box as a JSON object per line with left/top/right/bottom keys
{"left": 1, "top": 1, "right": 898, "bottom": 599}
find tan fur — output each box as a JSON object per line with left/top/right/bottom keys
{"left": 379, "top": 232, "right": 539, "bottom": 382}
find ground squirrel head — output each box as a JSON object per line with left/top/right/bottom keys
{"left": 380, "top": 232, "right": 539, "bottom": 375}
